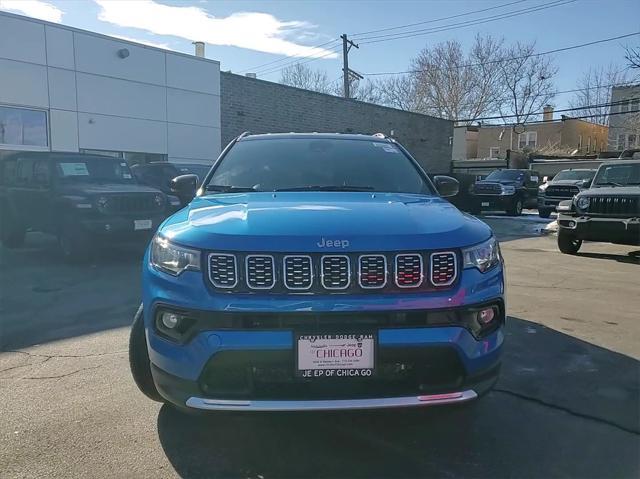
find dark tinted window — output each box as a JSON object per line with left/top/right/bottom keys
{"left": 1, "top": 158, "right": 18, "bottom": 186}
{"left": 16, "top": 158, "right": 35, "bottom": 185}
{"left": 55, "top": 156, "right": 135, "bottom": 184}
{"left": 593, "top": 163, "right": 640, "bottom": 186}
{"left": 33, "top": 160, "right": 50, "bottom": 186}
{"left": 485, "top": 170, "right": 525, "bottom": 182}
{"left": 207, "top": 138, "right": 432, "bottom": 194}
{"left": 553, "top": 170, "right": 596, "bottom": 181}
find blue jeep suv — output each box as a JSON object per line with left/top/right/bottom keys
{"left": 129, "top": 133, "right": 505, "bottom": 412}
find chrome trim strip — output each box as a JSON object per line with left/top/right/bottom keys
{"left": 185, "top": 390, "right": 477, "bottom": 411}
{"left": 320, "top": 255, "right": 351, "bottom": 290}
{"left": 357, "top": 254, "right": 388, "bottom": 289}
{"left": 207, "top": 253, "right": 238, "bottom": 289}
{"left": 394, "top": 253, "right": 424, "bottom": 288}
{"left": 282, "top": 255, "right": 314, "bottom": 291}
{"left": 429, "top": 251, "right": 458, "bottom": 287}
{"left": 245, "top": 254, "right": 276, "bottom": 290}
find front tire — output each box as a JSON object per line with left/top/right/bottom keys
{"left": 538, "top": 208, "right": 552, "bottom": 219}
{"left": 507, "top": 198, "right": 523, "bottom": 216}
{"left": 557, "top": 229, "right": 582, "bottom": 254}
{"left": 129, "top": 304, "right": 164, "bottom": 402}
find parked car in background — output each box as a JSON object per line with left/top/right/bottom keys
{"left": 556, "top": 160, "right": 640, "bottom": 254}
{"left": 0, "top": 152, "right": 167, "bottom": 261}
{"left": 537, "top": 169, "right": 596, "bottom": 218}
{"left": 131, "top": 162, "right": 211, "bottom": 208}
{"left": 129, "top": 132, "right": 505, "bottom": 413}
{"left": 469, "top": 169, "right": 540, "bottom": 216}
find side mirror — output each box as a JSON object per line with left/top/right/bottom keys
{"left": 433, "top": 175, "right": 459, "bottom": 198}
{"left": 170, "top": 174, "right": 198, "bottom": 202}
{"left": 583, "top": 179, "right": 592, "bottom": 188}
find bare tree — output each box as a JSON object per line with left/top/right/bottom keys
{"left": 396, "top": 35, "right": 505, "bottom": 123}
{"left": 569, "top": 65, "right": 628, "bottom": 125}
{"left": 343, "top": 78, "right": 383, "bottom": 104}
{"left": 625, "top": 45, "right": 640, "bottom": 70}
{"left": 377, "top": 75, "right": 422, "bottom": 111}
{"left": 497, "top": 41, "right": 557, "bottom": 125}
{"left": 280, "top": 63, "right": 333, "bottom": 94}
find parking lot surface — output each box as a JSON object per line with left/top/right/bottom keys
{"left": 1, "top": 215, "right": 639, "bottom": 478}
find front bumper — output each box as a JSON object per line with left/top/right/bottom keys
{"left": 558, "top": 214, "right": 640, "bottom": 245}
{"left": 79, "top": 214, "right": 165, "bottom": 242}
{"left": 473, "top": 194, "right": 515, "bottom": 211}
{"left": 143, "top": 257, "right": 505, "bottom": 411}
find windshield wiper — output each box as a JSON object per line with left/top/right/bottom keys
{"left": 205, "top": 184, "right": 258, "bottom": 193}
{"left": 274, "top": 185, "right": 375, "bottom": 192}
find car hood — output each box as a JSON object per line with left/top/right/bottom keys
{"left": 548, "top": 179, "right": 586, "bottom": 186}
{"left": 476, "top": 180, "right": 520, "bottom": 186}
{"left": 580, "top": 186, "right": 640, "bottom": 196}
{"left": 160, "top": 192, "right": 493, "bottom": 252}
{"left": 61, "top": 183, "right": 163, "bottom": 195}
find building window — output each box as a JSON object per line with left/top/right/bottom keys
{"left": 631, "top": 99, "right": 640, "bottom": 113}
{"left": 617, "top": 133, "right": 639, "bottom": 150}
{"left": 489, "top": 147, "right": 500, "bottom": 158}
{"left": 618, "top": 134, "right": 626, "bottom": 150}
{"left": 0, "top": 106, "right": 48, "bottom": 148}
{"left": 619, "top": 100, "right": 629, "bottom": 113}
{"left": 518, "top": 131, "right": 537, "bottom": 149}
{"left": 628, "top": 134, "right": 637, "bottom": 148}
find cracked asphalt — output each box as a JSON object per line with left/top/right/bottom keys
{"left": 1, "top": 215, "right": 639, "bottom": 478}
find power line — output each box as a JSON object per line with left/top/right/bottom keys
{"left": 349, "top": 0, "right": 527, "bottom": 38}
{"left": 553, "top": 80, "right": 639, "bottom": 96}
{"left": 357, "top": 0, "right": 575, "bottom": 44}
{"left": 362, "top": 32, "right": 640, "bottom": 76}
{"left": 255, "top": 46, "right": 342, "bottom": 77}
{"left": 457, "top": 97, "right": 640, "bottom": 123}
{"left": 237, "top": 38, "right": 341, "bottom": 74}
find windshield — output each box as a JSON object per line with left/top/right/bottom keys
{"left": 553, "top": 170, "right": 595, "bottom": 181}
{"left": 485, "top": 170, "right": 525, "bottom": 182}
{"left": 55, "top": 157, "right": 135, "bottom": 184}
{"left": 206, "top": 138, "right": 433, "bottom": 194}
{"left": 592, "top": 163, "right": 640, "bottom": 187}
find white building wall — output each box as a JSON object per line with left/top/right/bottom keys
{"left": 0, "top": 11, "right": 221, "bottom": 163}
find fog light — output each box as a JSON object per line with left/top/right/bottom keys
{"left": 477, "top": 307, "right": 495, "bottom": 325}
{"left": 161, "top": 312, "right": 181, "bottom": 329}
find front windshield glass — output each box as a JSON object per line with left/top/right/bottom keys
{"left": 592, "top": 163, "right": 640, "bottom": 187}
{"left": 206, "top": 138, "right": 433, "bottom": 194}
{"left": 55, "top": 157, "right": 135, "bottom": 184}
{"left": 485, "top": 170, "right": 525, "bottom": 181}
{"left": 553, "top": 170, "right": 595, "bottom": 181}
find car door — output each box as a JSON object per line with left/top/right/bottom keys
{"left": 31, "top": 158, "right": 54, "bottom": 233}
{"left": 524, "top": 171, "right": 540, "bottom": 208}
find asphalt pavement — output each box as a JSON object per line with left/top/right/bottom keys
{"left": 1, "top": 214, "right": 638, "bottom": 478}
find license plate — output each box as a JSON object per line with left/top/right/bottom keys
{"left": 296, "top": 333, "right": 375, "bottom": 378}
{"left": 134, "top": 219, "right": 152, "bottom": 230}
{"left": 481, "top": 202, "right": 490, "bottom": 207}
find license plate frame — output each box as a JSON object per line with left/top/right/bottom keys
{"left": 481, "top": 202, "right": 490, "bottom": 207}
{"left": 295, "top": 332, "right": 376, "bottom": 379}
{"left": 134, "top": 219, "right": 153, "bottom": 231}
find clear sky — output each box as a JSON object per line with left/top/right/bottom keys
{"left": 1, "top": 0, "right": 639, "bottom": 109}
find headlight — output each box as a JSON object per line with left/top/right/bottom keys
{"left": 153, "top": 194, "right": 164, "bottom": 207}
{"left": 150, "top": 235, "right": 201, "bottom": 276}
{"left": 576, "top": 196, "right": 590, "bottom": 210}
{"left": 501, "top": 185, "right": 516, "bottom": 195}
{"left": 462, "top": 237, "right": 502, "bottom": 273}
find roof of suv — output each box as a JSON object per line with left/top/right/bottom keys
{"left": 238, "top": 132, "right": 395, "bottom": 142}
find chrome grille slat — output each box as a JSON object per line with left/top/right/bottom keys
{"left": 283, "top": 255, "right": 313, "bottom": 290}
{"left": 587, "top": 196, "right": 639, "bottom": 216}
{"left": 246, "top": 255, "right": 276, "bottom": 289}
{"left": 321, "top": 255, "right": 350, "bottom": 290}
{"left": 430, "top": 252, "right": 457, "bottom": 286}
{"left": 358, "top": 255, "right": 387, "bottom": 289}
{"left": 545, "top": 185, "right": 580, "bottom": 199}
{"left": 208, "top": 254, "right": 238, "bottom": 289}
{"left": 395, "top": 254, "right": 423, "bottom": 288}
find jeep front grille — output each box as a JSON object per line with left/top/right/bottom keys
{"left": 106, "top": 194, "right": 159, "bottom": 213}
{"left": 430, "top": 252, "right": 457, "bottom": 286}
{"left": 358, "top": 255, "right": 387, "bottom": 289}
{"left": 206, "top": 251, "right": 459, "bottom": 293}
{"left": 586, "top": 196, "right": 639, "bottom": 216}
{"left": 208, "top": 254, "right": 238, "bottom": 288}
{"left": 395, "top": 254, "right": 423, "bottom": 288}
{"left": 283, "top": 256, "right": 313, "bottom": 290}
{"left": 321, "top": 255, "right": 351, "bottom": 290}
{"left": 245, "top": 255, "right": 276, "bottom": 289}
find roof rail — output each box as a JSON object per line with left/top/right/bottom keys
{"left": 237, "top": 131, "right": 251, "bottom": 140}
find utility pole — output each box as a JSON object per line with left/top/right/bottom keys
{"left": 341, "top": 34, "right": 362, "bottom": 99}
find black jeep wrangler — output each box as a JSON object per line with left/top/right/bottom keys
{"left": 469, "top": 169, "right": 540, "bottom": 216}
{"left": 556, "top": 160, "right": 640, "bottom": 254}
{"left": 0, "top": 152, "right": 168, "bottom": 260}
